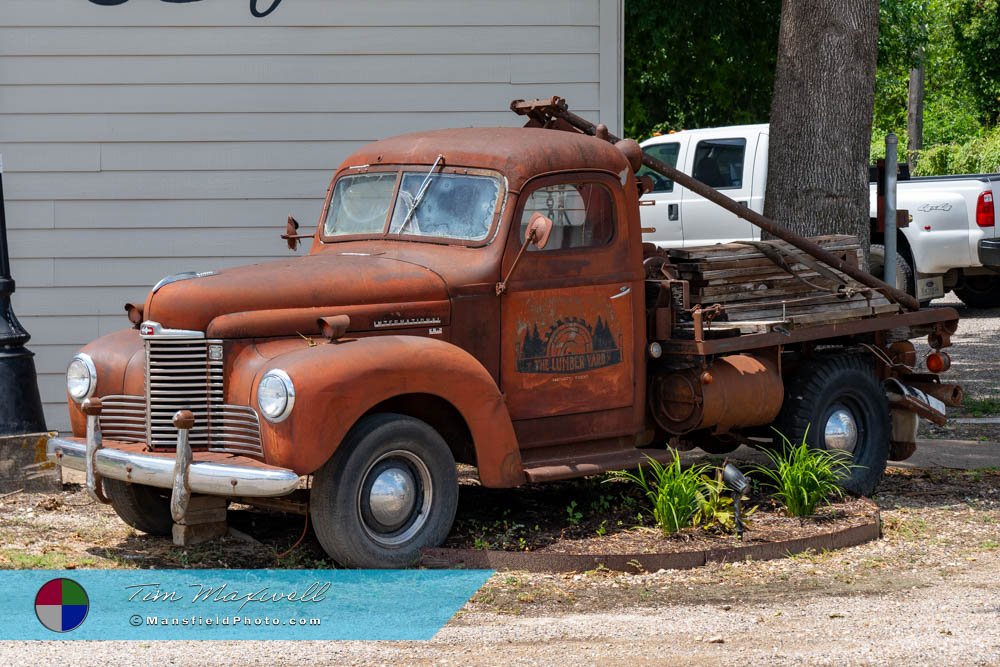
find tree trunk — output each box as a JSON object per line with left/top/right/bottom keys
{"left": 907, "top": 57, "right": 925, "bottom": 172}
{"left": 763, "top": 0, "right": 879, "bottom": 266}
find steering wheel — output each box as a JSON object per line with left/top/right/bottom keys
{"left": 649, "top": 173, "right": 671, "bottom": 192}
{"left": 341, "top": 183, "right": 389, "bottom": 229}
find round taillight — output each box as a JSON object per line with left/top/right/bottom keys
{"left": 926, "top": 351, "right": 951, "bottom": 373}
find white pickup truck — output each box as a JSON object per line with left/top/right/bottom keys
{"left": 639, "top": 124, "right": 1000, "bottom": 307}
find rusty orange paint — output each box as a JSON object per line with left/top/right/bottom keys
{"left": 649, "top": 354, "right": 783, "bottom": 435}
{"left": 255, "top": 335, "right": 523, "bottom": 487}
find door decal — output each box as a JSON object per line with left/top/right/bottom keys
{"left": 516, "top": 317, "right": 621, "bottom": 374}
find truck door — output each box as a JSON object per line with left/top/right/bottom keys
{"left": 681, "top": 136, "right": 755, "bottom": 246}
{"left": 500, "top": 174, "right": 636, "bottom": 429}
{"left": 638, "top": 140, "right": 686, "bottom": 247}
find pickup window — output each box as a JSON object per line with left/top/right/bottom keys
{"left": 637, "top": 142, "right": 680, "bottom": 193}
{"left": 324, "top": 170, "right": 502, "bottom": 242}
{"left": 520, "top": 182, "right": 615, "bottom": 251}
{"left": 692, "top": 138, "right": 746, "bottom": 189}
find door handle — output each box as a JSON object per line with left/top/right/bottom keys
{"left": 610, "top": 286, "right": 631, "bottom": 300}
{"left": 668, "top": 203, "right": 679, "bottom": 221}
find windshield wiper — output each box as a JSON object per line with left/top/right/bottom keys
{"left": 399, "top": 154, "right": 445, "bottom": 233}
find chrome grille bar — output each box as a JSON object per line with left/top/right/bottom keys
{"left": 138, "top": 329, "right": 263, "bottom": 457}
{"left": 146, "top": 337, "right": 216, "bottom": 448}
{"left": 98, "top": 395, "right": 146, "bottom": 443}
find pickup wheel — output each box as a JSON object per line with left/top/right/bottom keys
{"left": 103, "top": 479, "right": 173, "bottom": 536}
{"left": 954, "top": 275, "right": 1000, "bottom": 308}
{"left": 773, "top": 355, "right": 890, "bottom": 496}
{"left": 310, "top": 413, "right": 459, "bottom": 568}
{"left": 870, "top": 244, "right": 914, "bottom": 296}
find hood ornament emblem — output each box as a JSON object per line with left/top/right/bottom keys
{"left": 151, "top": 270, "right": 217, "bottom": 294}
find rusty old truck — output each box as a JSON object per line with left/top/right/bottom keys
{"left": 48, "top": 97, "right": 962, "bottom": 568}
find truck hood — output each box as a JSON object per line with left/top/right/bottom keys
{"left": 143, "top": 253, "right": 448, "bottom": 335}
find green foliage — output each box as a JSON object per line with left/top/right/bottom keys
{"left": 910, "top": 125, "right": 1000, "bottom": 174}
{"left": 565, "top": 500, "right": 583, "bottom": 526}
{"left": 753, "top": 428, "right": 852, "bottom": 518}
{"left": 623, "top": 0, "right": 781, "bottom": 139}
{"left": 692, "top": 468, "right": 756, "bottom": 533}
{"left": 874, "top": 0, "right": 992, "bottom": 160}
{"left": 691, "top": 469, "right": 736, "bottom": 531}
{"left": 963, "top": 395, "right": 1000, "bottom": 417}
{"left": 610, "top": 451, "right": 710, "bottom": 534}
{"left": 952, "top": 0, "right": 1000, "bottom": 125}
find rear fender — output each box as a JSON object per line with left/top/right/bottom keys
{"left": 257, "top": 335, "right": 524, "bottom": 487}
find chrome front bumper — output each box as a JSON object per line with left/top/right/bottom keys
{"left": 47, "top": 436, "right": 300, "bottom": 498}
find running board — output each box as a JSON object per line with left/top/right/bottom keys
{"left": 521, "top": 447, "right": 675, "bottom": 483}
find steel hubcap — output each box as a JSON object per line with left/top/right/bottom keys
{"left": 824, "top": 408, "right": 859, "bottom": 452}
{"left": 359, "top": 450, "right": 433, "bottom": 546}
{"left": 368, "top": 467, "right": 417, "bottom": 528}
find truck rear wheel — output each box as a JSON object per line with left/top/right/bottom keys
{"left": 954, "top": 275, "right": 1000, "bottom": 308}
{"left": 870, "top": 244, "right": 914, "bottom": 296}
{"left": 310, "top": 413, "right": 459, "bottom": 568}
{"left": 103, "top": 479, "right": 173, "bottom": 536}
{"left": 773, "top": 355, "right": 890, "bottom": 496}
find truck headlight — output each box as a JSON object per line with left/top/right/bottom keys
{"left": 257, "top": 369, "right": 295, "bottom": 423}
{"left": 66, "top": 353, "right": 97, "bottom": 403}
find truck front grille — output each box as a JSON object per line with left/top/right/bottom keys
{"left": 146, "top": 336, "right": 222, "bottom": 449}
{"left": 95, "top": 334, "right": 263, "bottom": 458}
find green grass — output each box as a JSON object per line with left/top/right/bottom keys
{"left": 753, "top": 428, "right": 852, "bottom": 518}
{"left": 0, "top": 549, "right": 97, "bottom": 569}
{"left": 962, "top": 396, "right": 1000, "bottom": 417}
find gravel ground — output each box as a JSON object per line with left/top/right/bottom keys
{"left": 1, "top": 294, "right": 997, "bottom": 665}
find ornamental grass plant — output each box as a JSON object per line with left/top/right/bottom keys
{"left": 754, "top": 427, "right": 853, "bottom": 518}
{"left": 610, "top": 450, "right": 710, "bottom": 535}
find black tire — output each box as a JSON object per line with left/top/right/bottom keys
{"left": 954, "top": 274, "right": 1000, "bottom": 308}
{"left": 310, "top": 414, "right": 459, "bottom": 568}
{"left": 774, "top": 355, "right": 890, "bottom": 496}
{"left": 870, "top": 243, "right": 914, "bottom": 296}
{"left": 103, "top": 479, "right": 173, "bottom": 536}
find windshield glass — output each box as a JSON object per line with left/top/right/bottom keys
{"left": 325, "top": 173, "right": 397, "bottom": 236}
{"left": 324, "top": 170, "right": 501, "bottom": 242}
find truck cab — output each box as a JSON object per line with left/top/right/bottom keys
{"left": 638, "top": 124, "right": 769, "bottom": 247}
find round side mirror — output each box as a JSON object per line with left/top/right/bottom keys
{"left": 524, "top": 212, "right": 553, "bottom": 250}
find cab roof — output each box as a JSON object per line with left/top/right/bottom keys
{"left": 340, "top": 127, "right": 631, "bottom": 192}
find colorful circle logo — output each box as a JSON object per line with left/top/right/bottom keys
{"left": 35, "top": 578, "right": 89, "bottom": 633}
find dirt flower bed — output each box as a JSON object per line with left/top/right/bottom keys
{"left": 443, "top": 474, "right": 875, "bottom": 555}
{"left": 0, "top": 465, "right": 995, "bottom": 574}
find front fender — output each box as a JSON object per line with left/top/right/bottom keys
{"left": 256, "top": 335, "right": 523, "bottom": 487}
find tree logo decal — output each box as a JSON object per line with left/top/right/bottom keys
{"left": 516, "top": 316, "right": 621, "bottom": 374}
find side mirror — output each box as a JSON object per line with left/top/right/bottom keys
{"left": 497, "top": 213, "right": 554, "bottom": 295}
{"left": 281, "top": 215, "right": 314, "bottom": 251}
{"left": 281, "top": 215, "right": 301, "bottom": 250}
{"left": 524, "top": 212, "right": 553, "bottom": 250}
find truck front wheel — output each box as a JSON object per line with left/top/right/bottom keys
{"left": 103, "top": 479, "right": 173, "bottom": 536}
{"left": 310, "top": 414, "right": 459, "bottom": 568}
{"left": 954, "top": 275, "right": 1000, "bottom": 308}
{"left": 773, "top": 355, "right": 890, "bottom": 496}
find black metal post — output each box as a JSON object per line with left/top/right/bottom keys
{"left": 0, "top": 155, "right": 47, "bottom": 435}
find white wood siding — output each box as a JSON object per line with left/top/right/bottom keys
{"left": 0, "top": 0, "right": 623, "bottom": 431}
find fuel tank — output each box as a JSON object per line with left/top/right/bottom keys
{"left": 649, "top": 354, "right": 783, "bottom": 434}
